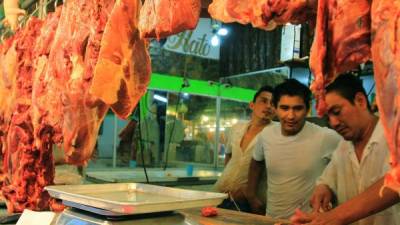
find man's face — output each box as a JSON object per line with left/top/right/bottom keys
{"left": 249, "top": 91, "right": 274, "bottom": 121}
{"left": 325, "top": 92, "right": 365, "bottom": 141}
{"left": 276, "top": 95, "right": 308, "bottom": 136}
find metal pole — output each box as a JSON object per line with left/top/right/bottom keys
{"left": 214, "top": 85, "right": 221, "bottom": 169}
{"left": 113, "top": 113, "right": 118, "bottom": 168}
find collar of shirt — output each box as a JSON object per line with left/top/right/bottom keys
{"left": 345, "top": 120, "right": 383, "bottom": 162}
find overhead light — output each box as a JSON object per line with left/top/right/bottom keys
{"left": 217, "top": 28, "right": 228, "bottom": 36}
{"left": 211, "top": 35, "right": 220, "bottom": 46}
{"left": 154, "top": 94, "right": 167, "bottom": 103}
{"left": 183, "top": 93, "right": 189, "bottom": 97}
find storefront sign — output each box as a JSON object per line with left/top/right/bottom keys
{"left": 164, "top": 19, "right": 220, "bottom": 60}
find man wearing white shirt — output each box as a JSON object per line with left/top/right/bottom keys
{"left": 215, "top": 85, "right": 275, "bottom": 212}
{"left": 246, "top": 79, "right": 341, "bottom": 219}
{"left": 306, "top": 74, "right": 400, "bottom": 225}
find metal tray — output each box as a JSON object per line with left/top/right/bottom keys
{"left": 45, "top": 183, "right": 227, "bottom": 216}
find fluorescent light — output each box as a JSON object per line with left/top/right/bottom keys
{"left": 211, "top": 35, "right": 220, "bottom": 46}
{"left": 154, "top": 94, "right": 167, "bottom": 103}
{"left": 202, "top": 115, "right": 209, "bottom": 122}
{"left": 217, "top": 28, "right": 228, "bottom": 36}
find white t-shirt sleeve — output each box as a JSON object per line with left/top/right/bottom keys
{"left": 321, "top": 128, "right": 342, "bottom": 160}
{"left": 252, "top": 134, "right": 265, "bottom": 161}
{"left": 316, "top": 151, "right": 338, "bottom": 192}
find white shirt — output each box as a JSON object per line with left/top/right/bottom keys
{"left": 253, "top": 121, "right": 341, "bottom": 219}
{"left": 215, "top": 121, "right": 276, "bottom": 201}
{"left": 317, "top": 121, "right": 400, "bottom": 225}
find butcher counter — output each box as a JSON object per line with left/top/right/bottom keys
{"left": 1, "top": 207, "right": 289, "bottom": 225}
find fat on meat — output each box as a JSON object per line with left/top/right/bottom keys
{"left": 139, "top": 0, "right": 201, "bottom": 39}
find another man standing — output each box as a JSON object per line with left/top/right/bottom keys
{"left": 215, "top": 85, "right": 275, "bottom": 212}
{"left": 247, "top": 79, "right": 341, "bottom": 219}
{"left": 295, "top": 74, "right": 400, "bottom": 225}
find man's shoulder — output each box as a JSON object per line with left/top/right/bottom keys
{"left": 259, "top": 121, "right": 278, "bottom": 136}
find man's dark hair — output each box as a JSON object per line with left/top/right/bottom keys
{"left": 325, "top": 74, "right": 371, "bottom": 111}
{"left": 273, "top": 79, "right": 311, "bottom": 110}
{"left": 253, "top": 85, "right": 274, "bottom": 102}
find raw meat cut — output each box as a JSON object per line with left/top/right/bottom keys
{"left": 0, "top": 0, "right": 151, "bottom": 213}
{"left": 309, "top": 0, "right": 371, "bottom": 116}
{"left": 50, "top": 0, "right": 113, "bottom": 164}
{"left": 90, "top": 0, "right": 151, "bottom": 119}
{"left": 262, "top": 0, "right": 316, "bottom": 25}
{"left": 208, "top": 0, "right": 276, "bottom": 30}
{"left": 370, "top": 0, "right": 400, "bottom": 193}
{"left": 139, "top": 0, "right": 201, "bottom": 39}
{"left": 1, "top": 18, "right": 52, "bottom": 213}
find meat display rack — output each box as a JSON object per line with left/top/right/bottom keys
{"left": 45, "top": 183, "right": 227, "bottom": 216}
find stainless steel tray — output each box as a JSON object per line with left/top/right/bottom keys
{"left": 45, "top": 183, "right": 227, "bottom": 215}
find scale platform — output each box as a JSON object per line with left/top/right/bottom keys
{"left": 44, "top": 183, "right": 226, "bottom": 225}
{"left": 55, "top": 208, "right": 190, "bottom": 225}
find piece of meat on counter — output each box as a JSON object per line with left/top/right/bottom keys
{"left": 138, "top": 0, "right": 201, "bottom": 39}
{"left": 371, "top": 0, "right": 400, "bottom": 193}
{"left": 90, "top": 0, "right": 151, "bottom": 119}
{"left": 309, "top": 0, "right": 371, "bottom": 116}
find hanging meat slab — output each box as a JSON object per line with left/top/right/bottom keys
{"left": 139, "top": 0, "right": 201, "bottom": 39}
{"left": 90, "top": 0, "right": 151, "bottom": 119}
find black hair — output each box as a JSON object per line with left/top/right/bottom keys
{"left": 273, "top": 79, "right": 311, "bottom": 110}
{"left": 253, "top": 85, "right": 274, "bottom": 102}
{"left": 325, "top": 74, "right": 371, "bottom": 111}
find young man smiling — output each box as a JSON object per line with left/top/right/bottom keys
{"left": 246, "top": 79, "right": 341, "bottom": 219}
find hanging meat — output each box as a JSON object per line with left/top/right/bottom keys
{"left": 0, "top": 17, "right": 52, "bottom": 213}
{"left": 0, "top": 0, "right": 152, "bottom": 213}
{"left": 370, "top": 0, "right": 400, "bottom": 193}
{"left": 45, "top": 0, "right": 114, "bottom": 164}
{"left": 208, "top": 0, "right": 277, "bottom": 30}
{"left": 90, "top": 0, "right": 151, "bottom": 119}
{"left": 261, "top": 0, "right": 317, "bottom": 26}
{"left": 309, "top": 0, "right": 371, "bottom": 116}
{"left": 138, "top": 0, "right": 201, "bottom": 39}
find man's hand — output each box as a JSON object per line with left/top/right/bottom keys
{"left": 290, "top": 209, "right": 346, "bottom": 225}
{"left": 310, "top": 184, "right": 333, "bottom": 212}
{"left": 247, "top": 196, "right": 265, "bottom": 215}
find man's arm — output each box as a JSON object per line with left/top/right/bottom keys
{"left": 333, "top": 177, "right": 399, "bottom": 224}
{"left": 224, "top": 153, "right": 232, "bottom": 166}
{"left": 292, "top": 177, "right": 400, "bottom": 225}
{"left": 246, "top": 159, "right": 265, "bottom": 215}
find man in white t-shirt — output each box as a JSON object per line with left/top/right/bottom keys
{"left": 246, "top": 79, "right": 341, "bottom": 219}
{"left": 215, "top": 85, "right": 276, "bottom": 213}
{"left": 292, "top": 75, "right": 400, "bottom": 225}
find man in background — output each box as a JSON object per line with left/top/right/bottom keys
{"left": 215, "top": 85, "right": 275, "bottom": 212}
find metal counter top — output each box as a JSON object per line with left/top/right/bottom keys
{"left": 85, "top": 168, "right": 221, "bottom": 186}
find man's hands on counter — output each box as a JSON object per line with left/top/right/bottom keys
{"left": 310, "top": 184, "right": 333, "bottom": 212}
